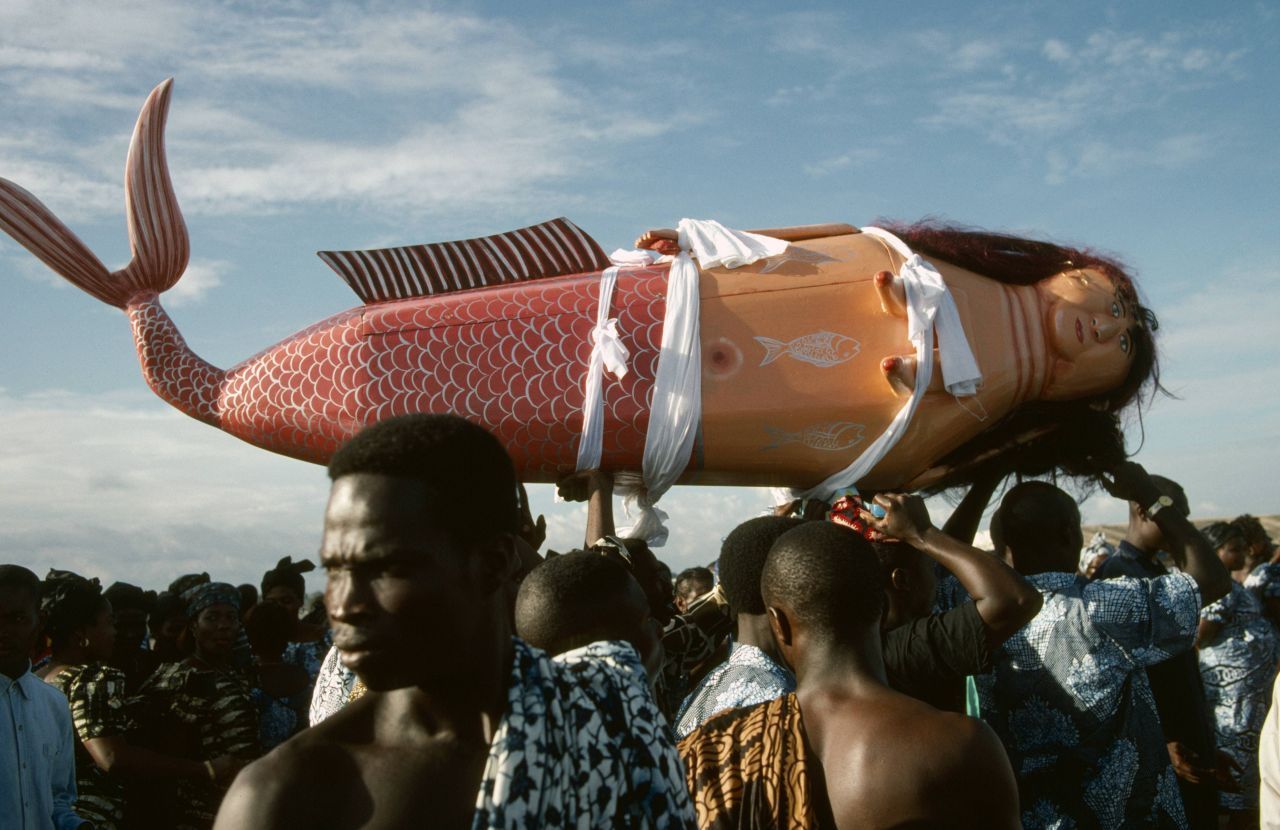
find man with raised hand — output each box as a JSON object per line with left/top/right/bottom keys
{"left": 680, "top": 521, "right": 1020, "bottom": 829}
{"left": 970, "top": 463, "right": 1229, "bottom": 829}
{"left": 1095, "top": 474, "right": 1224, "bottom": 827}
{"left": 215, "top": 414, "right": 693, "bottom": 829}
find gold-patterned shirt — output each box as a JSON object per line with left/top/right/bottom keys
{"left": 44, "top": 662, "right": 131, "bottom": 830}
{"left": 130, "top": 661, "right": 260, "bottom": 830}
{"left": 677, "top": 693, "right": 815, "bottom": 830}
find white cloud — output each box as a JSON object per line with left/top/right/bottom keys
{"left": 164, "top": 259, "right": 226, "bottom": 307}
{"left": 1044, "top": 132, "right": 1215, "bottom": 184}
{"left": 0, "top": 2, "right": 681, "bottom": 222}
{"left": 763, "top": 14, "right": 1245, "bottom": 184}
{"left": 0, "top": 46, "right": 123, "bottom": 73}
{"left": 1043, "top": 39, "right": 1071, "bottom": 63}
{"left": 803, "top": 148, "right": 881, "bottom": 177}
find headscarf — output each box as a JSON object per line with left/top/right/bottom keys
{"left": 41, "top": 569, "right": 104, "bottom": 643}
{"left": 827, "top": 494, "right": 880, "bottom": 541}
{"left": 181, "top": 581, "right": 240, "bottom": 619}
{"left": 260, "top": 556, "right": 315, "bottom": 600}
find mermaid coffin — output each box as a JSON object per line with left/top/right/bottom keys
{"left": 0, "top": 81, "right": 1151, "bottom": 491}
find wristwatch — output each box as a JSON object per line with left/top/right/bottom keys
{"left": 1146, "top": 494, "right": 1175, "bottom": 517}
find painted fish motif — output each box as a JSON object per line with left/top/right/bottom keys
{"left": 754, "top": 331, "right": 860, "bottom": 367}
{"left": 763, "top": 422, "right": 865, "bottom": 452}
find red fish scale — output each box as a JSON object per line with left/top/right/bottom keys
{"left": 125, "top": 266, "right": 669, "bottom": 478}
{"left": 128, "top": 293, "right": 221, "bottom": 425}
{"left": 218, "top": 306, "right": 367, "bottom": 464}
{"left": 357, "top": 265, "right": 667, "bottom": 477}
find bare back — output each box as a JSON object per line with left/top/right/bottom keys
{"left": 214, "top": 690, "right": 489, "bottom": 830}
{"left": 798, "top": 684, "right": 1020, "bottom": 829}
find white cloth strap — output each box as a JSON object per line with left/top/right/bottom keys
{"left": 618, "top": 220, "right": 787, "bottom": 544}
{"left": 575, "top": 274, "right": 623, "bottom": 475}
{"left": 574, "top": 249, "right": 655, "bottom": 472}
{"left": 861, "top": 227, "right": 981, "bottom": 397}
{"left": 790, "top": 226, "right": 982, "bottom": 501}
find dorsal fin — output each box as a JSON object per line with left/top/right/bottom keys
{"left": 317, "top": 217, "right": 611, "bottom": 304}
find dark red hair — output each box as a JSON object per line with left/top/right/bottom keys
{"left": 874, "top": 219, "right": 1163, "bottom": 494}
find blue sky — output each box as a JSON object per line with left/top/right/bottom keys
{"left": 2, "top": 1, "right": 1277, "bottom": 593}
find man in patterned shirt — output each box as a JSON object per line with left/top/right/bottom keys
{"left": 1095, "top": 475, "right": 1221, "bottom": 828}
{"left": 674, "top": 516, "right": 802, "bottom": 738}
{"left": 216, "top": 414, "right": 694, "bottom": 829}
{"left": 969, "top": 464, "right": 1231, "bottom": 829}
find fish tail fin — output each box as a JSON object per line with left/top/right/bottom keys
{"left": 754, "top": 336, "right": 786, "bottom": 366}
{"left": 0, "top": 178, "right": 115, "bottom": 302}
{"left": 117, "top": 79, "right": 189, "bottom": 300}
{"left": 0, "top": 79, "right": 188, "bottom": 308}
{"left": 763, "top": 426, "right": 792, "bottom": 450}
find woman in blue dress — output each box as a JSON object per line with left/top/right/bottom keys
{"left": 1198, "top": 521, "right": 1280, "bottom": 827}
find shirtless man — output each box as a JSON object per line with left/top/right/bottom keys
{"left": 215, "top": 414, "right": 692, "bottom": 829}
{"left": 680, "top": 520, "right": 1019, "bottom": 829}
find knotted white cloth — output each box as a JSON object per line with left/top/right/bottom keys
{"left": 788, "top": 226, "right": 981, "bottom": 501}
{"left": 575, "top": 249, "right": 655, "bottom": 472}
{"left": 618, "top": 220, "right": 787, "bottom": 545}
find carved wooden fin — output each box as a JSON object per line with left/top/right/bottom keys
{"left": 317, "top": 217, "right": 612, "bottom": 304}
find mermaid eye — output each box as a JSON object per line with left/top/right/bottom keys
{"left": 1111, "top": 302, "right": 1121, "bottom": 318}
{"left": 1119, "top": 333, "right": 1130, "bottom": 354}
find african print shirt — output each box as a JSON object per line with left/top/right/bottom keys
{"left": 308, "top": 644, "right": 358, "bottom": 726}
{"left": 1245, "top": 562, "right": 1280, "bottom": 602}
{"left": 472, "top": 638, "right": 695, "bottom": 829}
{"left": 1198, "top": 581, "right": 1280, "bottom": 810}
{"left": 677, "top": 693, "right": 815, "bottom": 830}
{"left": 659, "top": 593, "right": 734, "bottom": 719}
{"left": 131, "top": 661, "right": 260, "bottom": 830}
{"left": 44, "top": 663, "right": 130, "bottom": 829}
{"left": 674, "top": 643, "right": 795, "bottom": 739}
{"left": 974, "top": 571, "right": 1199, "bottom": 830}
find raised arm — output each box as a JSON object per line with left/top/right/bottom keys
{"left": 867, "top": 493, "right": 1042, "bottom": 646}
{"left": 556, "top": 470, "right": 615, "bottom": 547}
{"left": 940, "top": 471, "right": 1002, "bottom": 546}
{"left": 1101, "top": 461, "right": 1230, "bottom": 605}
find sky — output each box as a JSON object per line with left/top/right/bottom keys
{"left": 1, "top": 0, "right": 1277, "bottom": 595}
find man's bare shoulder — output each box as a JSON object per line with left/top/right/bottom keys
{"left": 815, "top": 692, "right": 1020, "bottom": 830}
{"left": 214, "top": 699, "right": 377, "bottom": 830}
{"left": 907, "top": 708, "right": 1020, "bottom": 827}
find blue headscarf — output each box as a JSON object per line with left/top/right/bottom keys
{"left": 182, "top": 581, "right": 240, "bottom": 619}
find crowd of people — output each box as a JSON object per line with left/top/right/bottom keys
{"left": 4, "top": 412, "right": 1280, "bottom": 829}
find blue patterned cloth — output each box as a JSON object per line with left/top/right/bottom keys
{"left": 1245, "top": 562, "right": 1280, "bottom": 601}
{"left": 1199, "top": 581, "right": 1280, "bottom": 810}
{"left": 673, "top": 642, "right": 795, "bottom": 739}
{"left": 973, "top": 571, "right": 1200, "bottom": 829}
{"left": 473, "top": 638, "right": 695, "bottom": 829}
{"left": 249, "top": 684, "right": 305, "bottom": 751}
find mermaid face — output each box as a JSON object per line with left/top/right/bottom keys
{"left": 1039, "top": 268, "right": 1137, "bottom": 400}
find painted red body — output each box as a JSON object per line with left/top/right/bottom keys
{"left": 126, "top": 266, "right": 667, "bottom": 478}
